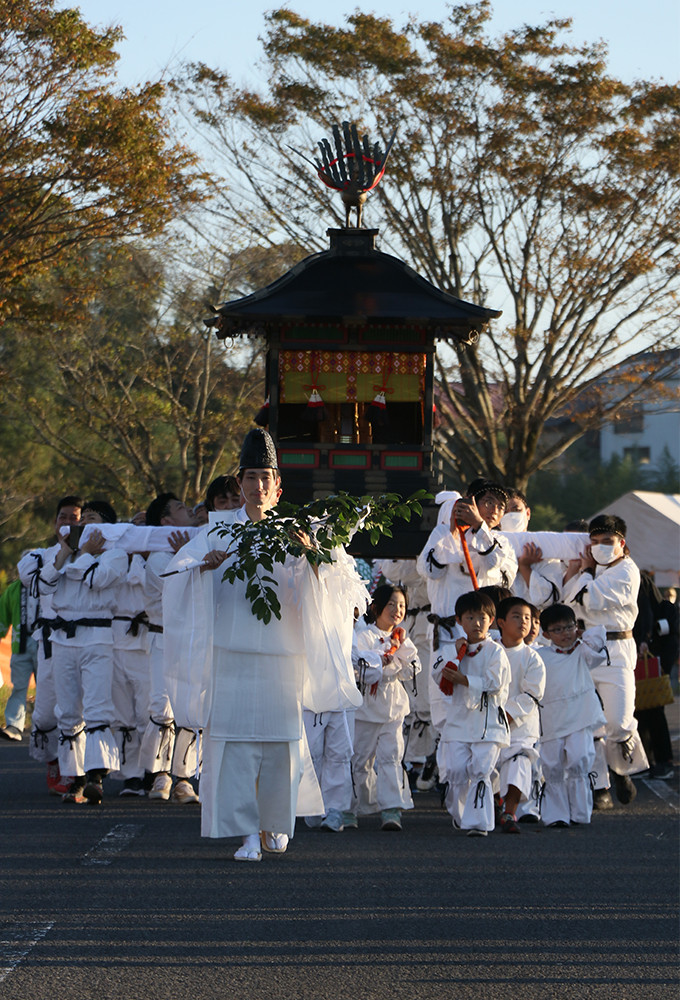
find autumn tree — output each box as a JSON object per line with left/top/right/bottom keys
{"left": 176, "top": 1, "right": 680, "bottom": 488}
{"left": 0, "top": 0, "right": 200, "bottom": 322}
{"left": 0, "top": 240, "right": 265, "bottom": 572}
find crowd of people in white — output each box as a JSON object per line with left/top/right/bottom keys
{"left": 2, "top": 428, "right": 674, "bottom": 862}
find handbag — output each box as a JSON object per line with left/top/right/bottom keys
{"left": 634, "top": 651, "right": 674, "bottom": 711}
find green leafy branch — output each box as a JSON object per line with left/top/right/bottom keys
{"left": 209, "top": 489, "right": 430, "bottom": 623}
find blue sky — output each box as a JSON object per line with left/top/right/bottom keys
{"left": 59, "top": 1, "right": 679, "bottom": 88}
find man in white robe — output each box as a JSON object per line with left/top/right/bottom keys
{"left": 162, "top": 429, "right": 361, "bottom": 862}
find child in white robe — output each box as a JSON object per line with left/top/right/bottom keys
{"left": 350, "top": 585, "right": 421, "bottom": 831}
{"left": 494, "top": 596, "right": 546, "bottom": 833}
{"left": 537, "top": 604, "right": 608, "bottom": 827}
{"left": 434, "top": 590, "right": 511, "bottom": 837}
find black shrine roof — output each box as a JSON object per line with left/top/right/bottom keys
{"left": 208, "top": 229, "right": 501, "bottom": 343}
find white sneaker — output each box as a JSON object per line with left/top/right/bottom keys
{"left": 148, "top": 772, "right": 172, "bottom": 801}
{"left": 172, "top": 779, "right": 199, "bottom": 804}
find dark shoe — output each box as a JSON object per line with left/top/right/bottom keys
{"left": 518, "top": 813, "right": 540, "bottom": 824}
{"left": 416, "top": 753, "right": 437, "bottom": 791}
{"left": 63, "top": 781, "right": 87, "bottom": 804}
{"left": 614, "top": 773, "right": 636, "bottom": 804}
{"left": 120, "top": 777, "right": 146, "bottom": 797}
{"left": 548, "top": 820, "right": 569, "bottom": 828}
{"left": 650, "top": 762, "right": 675, "bottom": 781}
{"left": 592, "top": 788, "right": 614, "bottom": 810}
{"left": 83, "top": 770, "right": 104, "bottom": 805}
{"left": 500, "top": 812, "right": 520, "bottom": 834}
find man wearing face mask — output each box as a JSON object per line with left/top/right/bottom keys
{"left": 502, "top": 489, "right": 566, "bottom": 610}
{"left": 562, "top": 514, "right": 648, "bottom": 808}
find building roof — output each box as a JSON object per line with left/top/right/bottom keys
{"left": 206, "top": 229, "right": 501, "bottom": 344}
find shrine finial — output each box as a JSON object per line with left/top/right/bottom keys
{"left": 291, "top": 122, "right": 396, "bottom": 228}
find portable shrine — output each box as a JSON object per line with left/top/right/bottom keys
{"left": 205, "top": 124, "right": 501, "bottom": 556}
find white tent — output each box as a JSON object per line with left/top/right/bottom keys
{"left": 592, "top": 491, "right": 680, "bottom": 587}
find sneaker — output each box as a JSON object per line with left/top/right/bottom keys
{"left": 500, "top": 812, "right": 520, "bottom": 834}
{"left": 342, "top": 811, "right": 358, "bottom": 829}
{"left": 47, "top": 762, "right": 73, "bottom": 797}
{"left": 547, "top": 819, "right": 569, "bottom": 828}
{"left": 0, "top": 725, "right": 22, "bottom": 741}
{"left": 172, "top": 779, "right": 199, "bottom": 804}
{"left": 380, "top": 809, "right": 402, "bottom": 831}
{"left": 518, "top": 813, "right": 540, "bottom": 824}
{"left": 320, "top": 809, "right": 344, "bottom": 832}
{"left": 83, "top": 772, "right": 104, "bottom": 805}
{"left": 466, "top": 828, "right": 488, "bottom": 837}
{"left": 614, "top": 773, "right": 637, "bottom": 804}
{"left": 119, "top": 777, "right": 146, "bottom": 797}
{"left": 592, "top": 788, "right": 614, "bottom": 811}
{"left": 148, "top": 772, "right": 172, "bottom": 801}
{"left": 650, "top": 762, "right": 675, "bottom": 781}
{"left": 62, "top": 781, "right": 86, "bottom": 804}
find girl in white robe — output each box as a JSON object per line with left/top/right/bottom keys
{"left": 350, "top": 585, "right": 421, "bottom": 830}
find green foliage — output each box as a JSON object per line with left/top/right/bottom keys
{"left": 211, "top": 490, "right": 430, "bottom": 622}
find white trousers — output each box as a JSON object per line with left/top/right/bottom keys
{"left": 591, "top": 645, "right": 648, "bottom": 780}
{"left": 29, "top": 642, "right": 59, "bottom": 763}
{"left": 441, "top": 740, "right": 501, "bottom": 832}
{"left": 139, "top": 638, "right": 175, "bottom": 773}
{"left": 304, "top": 710, "right": 354, "bottom": 815}
{"left": 540, "top": 728, "right": 595, "bottom": 825}
{"left": 52, "top": 643, "right": 120, "bottom": 777}
{"left": 200, "top": 739, "right": 301, "bottom": 839}
{"left": 497, "top": 741, "right": 535, "bottom": 802}
{"left": 351, "top": 718, "right": 413, "bottom": 814}
{"left": 111, "top": 646, "right": 151, "bottom": 780}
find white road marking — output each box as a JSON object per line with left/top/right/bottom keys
{"left": 81, "top": 823, "right": 143, "bottom": 866}
{"left": 642, "top": 777, "right": 680, "bottom": 811}
{"left": 0, "top": 922, "right": 54, "bottom": 983}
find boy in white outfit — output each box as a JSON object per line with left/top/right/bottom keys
{"left": 434, "top": 590, "right": 511, "bottom": 837}
{"left": 537, "top": 604, "right": 608, "bottom": 827}
{"left": 38, "top": 500, "right": 127, "bottom": 804}
{"left": 18, "top": 495, "right": 82, "bottom": 795}
{"left": 417, "top": 480, "right": 517, "bottom": 751}
{"left": 562, "top": 513, "right": 648, "bottom": 808}
{"left": 494, "top": 596, "right": 546, "bottom": 834}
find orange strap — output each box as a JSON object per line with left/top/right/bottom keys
{"left": 454, "top": 519, "right": 479, "bottom": 590}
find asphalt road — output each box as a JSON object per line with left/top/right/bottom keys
{"left": 0, "top": 741, "right": 677, "bottom": 1000}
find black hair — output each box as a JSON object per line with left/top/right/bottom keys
{"left": 496, "top": 596, "right": 532, "bottom": 621}
{"left": 364, "top": 584, "right": 408, "bottom": 625}
{"left": 205, "top": 475, "right": 240, "bottom": 512}
{"left": 477, "top": 584, "right": 512, "bottom": 611}
{"left": 564, "top": 518, "right": 589, "bottom": 533}
{"left": 540, "top": 603, "right": 577, "bottom": 631}
{"left": 82, "top": 500, "right": 117, "bottom": 524}
{"left": 56, "top": 495, "right": 83, "bottom": 516}
{"left": 527, "top": 602, "right": 539, "bottom": 621}
{"left": 145, "top": 492, "right": 179, "bottom": 527}
{"left": 464, "top": 478, "right": 508, "bottom": 507}
{"left": 589, "top": 513, "right": 627, "bottom": 538}
{"left": 455, "top": 590, "right": 496, "bottom": 619}
{"left": 505, "top": 487, "right": 529, "bottom": 508}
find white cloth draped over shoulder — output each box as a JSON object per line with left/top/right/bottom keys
{"left": 161, "top": 511, "right": 364, "bottom": 733}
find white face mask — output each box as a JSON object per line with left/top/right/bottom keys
{"left": 591, "top": 542, "right": 619, "bottom": 565}
{"left": 500, "top": 511, "right": 528, "bottom": 533}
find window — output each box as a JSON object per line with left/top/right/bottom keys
{"left": 623, "top": 446, "right": 651, "bottom": 464}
